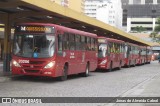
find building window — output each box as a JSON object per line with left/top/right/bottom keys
{"left": 131, "top": 22, "right": 153, "bottom": 24}
{"left": 122, "top": 0, "right": 129, "bottom": 5}
{"left": 133, "top": 0, "right": 141, "bottom": 4}
{"left": 157, "top": 0, "right": 160, "bottom": 4}
{"left": 145, "top": 0, "right": 153, "bottom": 4}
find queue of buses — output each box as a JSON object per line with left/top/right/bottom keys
{"left": 11, "top": 23, "right": 152, "bottom": 81}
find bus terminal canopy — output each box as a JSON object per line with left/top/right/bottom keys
{"left": 0, "top": 0, "right": 152, "bottom": 46}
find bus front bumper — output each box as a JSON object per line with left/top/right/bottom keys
{"left": 12, "top": 67, "right": 56, "bottom": 77}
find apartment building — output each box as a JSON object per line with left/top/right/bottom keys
{"left": 85, "top": 0, "right": 123, "bottom": 29}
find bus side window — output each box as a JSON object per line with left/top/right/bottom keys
{"left": 85, "top": 37, "right": 88, "bottom": 50}
{"left": 120, "top": 44, "right": 122, "bottom": 53}
{"left": 69, "top": 33, "right": 75, "bottom": 50}
{"left": 112, "top": 43, "right": 115, "bottom": 53}
{"left": 63, "top": 33, "right": 69, "bottom": 50}
{"left": 91, "top": 38, "right": 94, "bottom": 51}
{"left": 94, "top": 38, "right": 98, "bottom": 51}
{"left": 115, "top": 43, "right": 118, "bottom": 53}
{"left": 58, "top": 34, "right": 63, "bottom": 55}
{"left": 110, "top": 42, "right": 113, "bottom": 53}
{"left": 116, "top": 43, "right": 119, "bottom": 53}
{"left": 123, "top": 44, "right": 125, "bottom": 52}
{"left": 81, "top": 36, "right": 85, "bottom": 50}
{"left": 86, "top": 37, "right": 91, "bottom": 51}
{"left": 75, "top": 34, "right": 81, "bottom": 50}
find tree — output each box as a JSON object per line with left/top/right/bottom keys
{"left": 150, "top": 17, "right": 160, "bottom": 44}
{"left": 133, "top": 26, "right": 146, "bottom": 33}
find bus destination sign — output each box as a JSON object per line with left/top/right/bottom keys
{"left": 98, "top": 38, "right": 106, "bottom": 43}
{"left": 15, "top": 25, "right": 54, "bottom": 33}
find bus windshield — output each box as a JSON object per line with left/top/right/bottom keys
{"left": 98, "top": 43, "right": 107, "bottom": 58}
{"left": 13, "top": 34, "right": 55, "bottom": 58}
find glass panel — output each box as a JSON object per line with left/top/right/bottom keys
{"left": 13, "top": 34, "right": 55, "bottom": 58}
{"left": 98, "top": 43, "right": 107, "bottom": 58}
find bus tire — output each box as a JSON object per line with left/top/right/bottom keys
{"left": 59, "top": 65, "right": 68, "bottom": 81}
{"left": 109, "top": 62, "right": 112, "bottom": 72}
{"left": 118, "top": 61, "right": 122, "bottom": 70}
{"left": 133, "top": 60, "right": 136, "bottom": 67}
{"left": 81, "top": 63, "right": 89, "bottom": 77}
{"left": 127, "top": 61, "right": 131, "bottom": 68}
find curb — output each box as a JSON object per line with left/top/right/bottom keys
{"left": 0, "top": 76, "right": 11, "bottom": 82}
{"left": 0, "top": 71, "right": 12, "bottom": 82}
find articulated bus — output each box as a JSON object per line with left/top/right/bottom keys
{"left": 97, "top": 37, "right": 125, "bottom": 71}
{"left": 124, "top": 43, "right": 139, "bottom": 67}
{"left": 12, "top": 23, "right": 98, "bottom": 80}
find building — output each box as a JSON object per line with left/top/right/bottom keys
{"left": 85, "top": 0, "right": 123, "bottom": 29}
{"left": 121, "top": 0, "right": 160, "bottom": 55}
{"left": 51, "top": 0, "right": 85, "bottom": 13}
{"left": 122, "top": 0, "right": 160, "bottom": 32}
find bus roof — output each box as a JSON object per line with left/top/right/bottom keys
{"left": 98, "top": 36, "right": 124, "bottom": 43}
{"left": 125, "top": 42, "right": 139, "bottom": 47}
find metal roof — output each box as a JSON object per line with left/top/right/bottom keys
{"left": 0, "top": 0, "right": 153, "bottom": 46}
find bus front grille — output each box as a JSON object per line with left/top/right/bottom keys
{"left": 25, "top": 70, "right": 39, "bottom": 73}
{"left": 29, "top": 61, "right": 45, "bottom": 64}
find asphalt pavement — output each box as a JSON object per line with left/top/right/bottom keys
{"left": 0, "top": 61, "right": 160, "bottom": 106}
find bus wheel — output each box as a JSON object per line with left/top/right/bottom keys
{"left": 118, "top": 61, "right": 121, "bottom": 70}
{"left": 81, "top": 64, "right": 89, "bottom": 77}
{"left": 127, "top": 61, "right": 131, "bottom": 68}
{"left": 59, "top": 65, "right": 68, "bottom": 81}
{"left": 109, "top": 62, "right": 112, "bottom": 72}
{"left": 133, "top": 60, "right": 136, "bottom": 67}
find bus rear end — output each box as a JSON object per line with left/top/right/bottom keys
{"left": 124, "top": 43, "right": 139, "bottom": 67}
{"left": 97, "top": 38, "right": 110, "bottom": 70}
{"left": 97, "top": 37, "right": 125, "bottom": 71}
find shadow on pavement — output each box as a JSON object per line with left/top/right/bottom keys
{"left": 11, "top": 73, "right": 94, "bottom": 83}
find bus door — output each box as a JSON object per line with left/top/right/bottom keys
{"left": 110, "top": 42, "right": 116, "bottom": 68}
{"left": 68, "top": 34, "right": 78, "bottom": 74}
{"left": 127, "top": 45, "right": 131, "bottom": 58}
{"left": 124, "top": 44, "right": 128, "bottom": 59}
{"left": 76, "top": 35, "right": 86, "bottom": 72}
{"left": 57, "top": 34, "right": 65, "bottom": 75}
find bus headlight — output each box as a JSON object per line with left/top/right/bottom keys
{"left": 100, "top": 60, "right": 107, "bottom": 65}
{"left": 44, "top": 61, "right": 55, "bottom": 69}
{"left": 12, "top": 60, "right": 21, "bottom": 67}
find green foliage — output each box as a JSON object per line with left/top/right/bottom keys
{"left": 150, "top": 17, "right": 160, "bottom": 44}
{"left": 150, "top": 32, "right": 160, "bottom": 44}
{"left": 133, "top": 26, "right": 146, "bottom": 33}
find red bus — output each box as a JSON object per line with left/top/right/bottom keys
{"left": 124, "top": 43, "right": 139, "bottom": 67}
{"left": 146, "top": 46, "right": 152, "bottom": 64}
{"left": 151, "top": 54, "right": 155, "bottom": 61}
{"left": 97, "top": 37, "right": 125, "bottom": 71}
{"left": 12, "top": 23, "right": 98, "bottom": 80}
{"left": 137, "top": 46, "right": 146, "bottom": 65}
